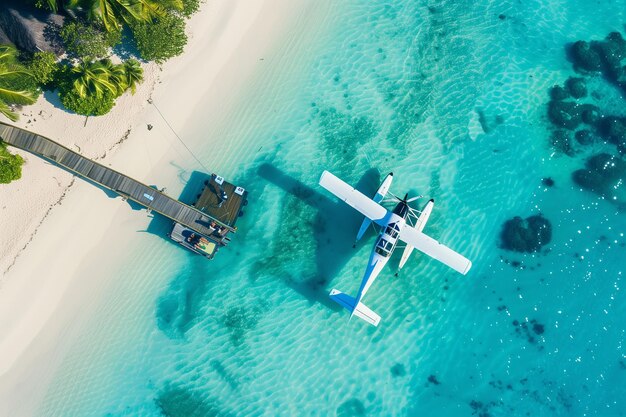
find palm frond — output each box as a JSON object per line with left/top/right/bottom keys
{"left": 0, "top": 99, "right": 18, "bottom": 122}
{"left": 123, "top": 59, "right": 143, "bottom": 94}
{"left": 0, "top": 68, "right": 36, "bottom": 79}
{"left": 0, "top": 87, "right": 36, "bottom": 105}
{"left": 0, "top": 46, "right": 19, "bottom": 63}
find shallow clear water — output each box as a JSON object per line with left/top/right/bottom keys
{"left": 36, "top": 1, "right": 626, "bottom": 416}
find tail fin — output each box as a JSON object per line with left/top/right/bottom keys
{"left": 329, "top": 289, "right": 381, "bottom": 326}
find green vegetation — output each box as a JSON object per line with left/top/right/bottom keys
{"left": 58, "top": 58, "right": 143, "bottom": 115}
{"left": 0, "top": 46, "right": 37, "bottom": 122}
{"left": 180, "top": 0, "right": 201, "bottom": 18}
{"left": 27, "top": 51, "right": 59, "bottom": 86}
{"left": 122, "top": 59, "right": 143, "bottom": 94}
{"left": 60, "top": 21, "right": 120, "bottom": 60}
{"left": 0, "top": 143, "right": 24, "bottom": 184}
{"left": 80, "top": 0, "right": 171, "bottom": 32}
{"left": 1, "top": 0, "right": 201, "bottom": 123}
{"left": 34, "top": 0, "right": 59, "bottom": 12}
{"left": 60, "top": 89, "right": 116, "bottom": 116}
{"left": 132, "top": 13, "right": 187, "bottom": 63}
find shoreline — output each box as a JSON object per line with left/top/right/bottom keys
{"left": 0, "top": 1, "right": 315, "bottom": 415}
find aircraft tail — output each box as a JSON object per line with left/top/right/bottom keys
{"left": 329, "top": 289, "right": 381, "bottom": 326}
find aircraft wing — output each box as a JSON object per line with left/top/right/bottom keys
{"left": 398, "top": 225, "right": 472, "bottom": 275}
{"left": 319, "top": 171, "right": 389, "bottom": 225}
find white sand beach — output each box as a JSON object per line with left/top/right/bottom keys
{"left": 0, "top": 0, "right": 317, "bottom": 414}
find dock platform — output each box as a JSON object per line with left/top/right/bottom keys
{"left": 0, "top": 122, "right": 247, "bottom": 258}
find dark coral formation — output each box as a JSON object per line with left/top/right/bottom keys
{"left": 500, "top": 214, "right": 552, "bottom": 253}
{"left": 574, "top": 129, "right": 595, "bottom": 145}
{"left": 549, "top": 85, "right": 569, "bottom": 101}
{"left": 336, "top": 399, "right": 366, "bottom": 417}
{"left": 597, "top": 116, "right": 626, "bottom": 150}
{"left": 223, "top": 306, "right": 261, "bottom": 345}
{"left": 550, "top": 129, "right": 575, "bottom": 156}
{"left": 569, "top": 32, "right": 626, "bottom": 88}
{"left": 569, "top": 40, "right": 604, "bottom": 72}
{"left": 547, "top": 100, "right": 583, "bottom": 130}
{"left": 565, "top": 77, "right": 587, "bottom": 98}
{"left": 390, "top": 363, "right": 406, "bottom": 377}
{"left": 427, "top": 374, "right": 441, "bottom": 385}
{"left": 156, "top": 386, "right": 231, "bottom": 417}
{"left": 546, "top": 31, "right": 626, "bottom": 156}
{"left": 572, "top": 153, "right": 626, "bottom": 205}
{"left": 512, "top": 318, "right": 546, "bottom": 345}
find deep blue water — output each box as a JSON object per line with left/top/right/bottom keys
{"left": 36, "top": 1, "right": 626, "bottom": 416}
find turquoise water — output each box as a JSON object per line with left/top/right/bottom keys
{"left": 35, "top": 1, "right": 626, "bottom": 416}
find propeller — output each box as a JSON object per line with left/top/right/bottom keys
{"left": 400, "top": 193, "right": 423, "bottom": 203}
{"left": 384, "top": 192, "right": 423, "bottom": 204}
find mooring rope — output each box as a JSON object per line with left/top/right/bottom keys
{"left": 149, "top": 99, "right": 211, "bottom": 173}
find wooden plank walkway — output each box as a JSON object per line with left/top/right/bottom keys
{"left": 0, "top": 122, "right": 234, "bottom": 238}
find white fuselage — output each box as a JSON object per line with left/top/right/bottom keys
{"left": 355, "top": 205, "right": 408, "bottom": 305}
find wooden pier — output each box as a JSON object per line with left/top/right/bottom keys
{"left": 0, "top": 122, "right": 247, "bottom": 257}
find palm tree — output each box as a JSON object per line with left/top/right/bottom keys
{"left": 99, "top": 58, "right": 128, "bottom": 95}
{"left": 122, "top": 59, "right": 143, "bottom": 94}
{"left": 0, "top": 46, "right": 36, "bottom": 122}
{"left": 81, "top": 0, "right": 177, "bottom": 32}
{"left": 36, "top": 0, "right": 60, "bottom": 12}
{"left": 71, "top": 60, "right": 117, "bottom": 98}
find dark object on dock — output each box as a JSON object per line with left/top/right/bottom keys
{"left": 0, "top": 121, "right": 247, "bottom": 260}
{"left": 193, "top": 173, "right": 247, "bottom": 226}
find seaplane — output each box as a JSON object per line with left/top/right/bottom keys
{"left": 319, "top": 170, "right": 472, "bottom": 327}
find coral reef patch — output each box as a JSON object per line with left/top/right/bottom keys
{"left": 572, "top": 153, "right": 626, "bottom": 206}
{"left": 499, "top": 214, "right": 552, "bottom": 253}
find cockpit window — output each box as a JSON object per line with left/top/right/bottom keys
{"left": 385, "top": 226, "right": 399, "bottom": 238}
{"left": 375, "top": 246, "right": 391, "bottom": 257}
{"left": 375, "top": 238, "right": 393, "bottom": 257}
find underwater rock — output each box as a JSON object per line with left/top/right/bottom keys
{"left": 547, "top": 100, "right": 581, "bottom": 130}
{"left": 427, "top": 375, "right": 441, "bottom": 385}
{"left": 156, "top": 386, "right": 230, "bottom": 417}
{"left": 223, "top": 306, "right": 260, "bottom": 345}
{"left": 570, "top": 32, "right": 626, "bottom": 90}
{"left": 565, "top": 77, "right": 587, "bottom": 98}
{"left": 532, "top": 322, "right": 545, "bottom": 335}
{"left": 337, "top": 399, "right": 366, "bottom": 417}
{"left": 570, "top": 40, "right": 604, "bottom": 72}
{"left": 475, "top": 109, "right": 504, "bottom": 134}
{"left": 572, "top": 153, "right": 626, "bottom": 204}
{"left": 512, "top": 319, "right": 546, "bottom": 344}
{"left": 500, "top": 214, "right": 552, "bottom": 253}
{"left": 616, "top": 65, "right": 626, "bottom": 86}
{"left": 550, "top": 85, "right": 569, "bottom": 101}
{"left": 598, "top": 32, "right": 626, "bottom": 77}
{"left": 550, "top": 130, "right": 575, "bottom": 156}
{"left": 469, "top": 400, "right": 494, "bottom": 417}
{"left": 575, "top": 129, "right": 595, "bottom": 145}
{"left": 597, "top": 116, "right": 626, "bottom": 148}
{"left": 390, "top": 363, "right": 406, "bottom": 377}
{"left": 580, "top": 105, "right": 601, "bottom": 125}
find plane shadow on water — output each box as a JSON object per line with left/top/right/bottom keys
{"left": 148, "top": 165, "right": 390, "bottom": 338}
{"left": 257, "top": 163, "right": 383, "bottom": 311}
